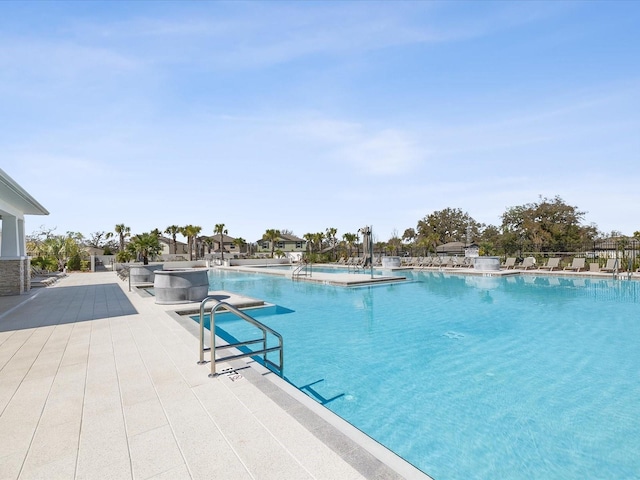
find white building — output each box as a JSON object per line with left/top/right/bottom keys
{"left": 0, "top": 169, "right": 49, "bottom": 295}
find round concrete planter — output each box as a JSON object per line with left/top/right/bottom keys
{"left": 153, "top": 268, "right": 209, "bottom": 305}
{"left": 473, "top": 256, "right": 501, "bottom": 272}
{"left": 129, "top": 264, "right": 164, "bottom": 285}
{"left": 381, "top": 256, "right": 401, "bottom": 268}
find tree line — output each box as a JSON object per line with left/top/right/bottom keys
{"left": 26, "top": 195, "right": 639, "bottom": 271}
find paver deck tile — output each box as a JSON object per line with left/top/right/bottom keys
{"left": 0, "top": 272, "right": 421, "bottom": 480}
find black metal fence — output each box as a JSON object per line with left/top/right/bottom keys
{"left": 518, "top": 239, "right": 640, "bottom": 271}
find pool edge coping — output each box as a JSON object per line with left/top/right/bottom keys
{"left": 167, "top": 308, "right": 433, "bottom": 480}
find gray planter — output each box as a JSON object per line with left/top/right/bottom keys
{"left": 153, "top": 268, "right": 209, "bottom": 304}
{"left": 381, "top": 256, "right": 401, "bottom": 268}
{"left": 474, "top": 256, "right": 501, "bottom": 272}
{"left": 129, "top": 264, "right": 164, "bottom": 285}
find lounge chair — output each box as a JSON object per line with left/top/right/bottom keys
{"left": 538, "top": 257, "right": 561, "bottom": 271}
{"left": 502, "top": 257, "right": 517, "bottom": 269}
{"left": 117, "top": 265, "right": 130, "bottom": 280}
{"left": 457, "top": 257, "right": 473, "bottom": 268}
{"left": 408, "top": 257, "right": 422, "bottom": 267}
{"left": 599, "top": 258, "right": 619, "bottom": 273}
{"left": 435, "top": 256, "right": 450, "bottom": 268}
{"left": 563, "top": 257, "right": 586, "bottom": 272}
{"left": 589, "top": 262, "right": 601, "bottom": 273}
{"left": 418, "top": 256, "right": 434, "bottom": 268}
{"left": 443, "top": 256, "right": 459, "bottom": 268}
{"left": 518, "top": 257, "right": 537, "bottom": 270}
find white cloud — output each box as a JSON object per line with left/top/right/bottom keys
{"left": 338, "top": 129, "right": 424, "bottom": 175}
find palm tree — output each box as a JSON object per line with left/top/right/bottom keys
{"left": 233, "top": 237, "right": 246, "bottom": 255}
{"left": 263, "top": 229, "right": 281, "bottom": 258}
{"left": 313, "top": 232, "right": 324, "bottom": 254}
{"left": 303, "top": 233, "right": 314, "bottom": 254}
{"left": 388, "top": 237, "right": 402, "bottom": 256}
{"left": 326, "top": 227, "right": 338, "bottom": 260}
{"left": 416, "top": 232, "right": 439, "bottom": 256}
{"left": 203, "top": 237, "right": 215, "bottom": 254}
{"left": 164, "top": 225, "right": 180, "bottom": 254}
{"left": 114, "top": 224, "right": 130, "bottom": 252}
{"left": 343, "top": 232, "right": 357, "bottom": 258}
{"left": 127, "top": 232, "right": 162, "bottom": 265}
{"left": 44, "top": 235, "right": 70, "bottom": 271}
{"left": 180, "top": 225, "right": 202, "bottom": 261}
{"left": 214, "top": 223, "right": 228, "bottom": 261}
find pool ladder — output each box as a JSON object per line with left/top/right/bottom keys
{"left": 611, "top": 258, "right": 634, "bottom": 281}
{"left": 198, "top": 296, "right": 284, "bottom": 378}
{"left": 292, "top": 262, "right": 312, "bottom": 280}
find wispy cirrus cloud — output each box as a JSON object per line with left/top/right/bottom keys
{"left": 41, "top": 1, "right": 568, "bottom": 71}
{"left": 281, "top": 115, "right": 426, "bottom": 175}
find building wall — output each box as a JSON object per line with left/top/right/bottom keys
{"left": 256, "top": 241, "right": 306, "bottom": 253}
{"left": 0, "top": 258, "right": 28, "bottom": 296}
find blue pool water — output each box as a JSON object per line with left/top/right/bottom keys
{"left": 199, "top": 269, "right": 640, "bottom": 479}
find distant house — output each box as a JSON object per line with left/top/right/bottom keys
{"left": 255, "top": 233, "right": 306, "bottom": 255}
{"left": 436, "top": 241, "right": 479, "bottom": 256}
{"left": 592, "top": 237, "right": 640, "bottom": 259}
{"left": 201, "top": 234, "right": 248, "bottom": 256}
{"left": 158, "top": 236, "right": 189, "bottom": 256}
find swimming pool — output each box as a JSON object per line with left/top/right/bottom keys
{"left": 199, "top": 269, "right": 640, "bottom": 479}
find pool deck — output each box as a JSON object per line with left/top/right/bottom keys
{"left": 227, "top": 265, "right": 407, "bottom": 286}
{"left": 0, "top": 272, "right": 429, "bottom": 480}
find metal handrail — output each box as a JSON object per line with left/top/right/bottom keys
{"left": 292, "top": 262, "right": 312, "bottom": 280}
{"left": 198, "top": 296, "right": 222, "bottom": 364}
{"left": 198, "top": 297, "right": 283, "bottom": 378}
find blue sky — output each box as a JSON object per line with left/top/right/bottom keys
{"left": 3, "top": 1, "right": 639, "bottom": 243}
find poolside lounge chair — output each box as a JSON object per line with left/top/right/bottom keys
{"left": 589, "top": 262, "right": 601, "bottom": 273}
{"left": 435, "top": 256, "right": 450, "bottom": 268}
{"left": 443, "top": 256, "right": 459, "bottom": 268}
{"left": 418, "top": 256, "right": 433, "bottom": 268}
{"left": 563, "top": 257, "right": 586, "bottom": 272}
{"left": 600, "top": 258, "right": 619, "bottom": 273}
{"left": 456, "top": 257, "right": 473, "bottom": 268}
{"left": 450, "top": 256, "right": 471, "bottom": 268}
{"left": 502, "top": 257, "right": 517, "bottom": 269}
{"left": 518, "top": 257, "right": 537, "bottom": 270}
{"left": 408, "top": 257, "right": 422, "bottom": 267}
{"left": 538, "top": 257, "right": 561, "bottom": 271}
{"left": 116, "top": 265, "right": 130, "bottom": 280}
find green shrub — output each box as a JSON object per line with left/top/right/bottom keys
{"left": 67, "top": 253, "right": 82, "bottom": 271}
{"left": 116, "top": 250, "right": 133, "bottom": 262}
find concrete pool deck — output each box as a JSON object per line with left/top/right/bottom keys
{"left": 227, "top": 265, "right": 408, "bottom": 286}
{"left": 0, "top": 272, "right": 429, "bottom": 480}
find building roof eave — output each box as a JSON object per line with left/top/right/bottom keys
{"left": 0, "top": 168, "right": 49, "bottom": 216}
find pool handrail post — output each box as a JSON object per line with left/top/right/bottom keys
{"left": 206, "top": 300, "right": 284, "bottom": 378}
{"left": 198, "top": 295, "right": 221, "bottom": 364}
{"left": 210, "top": 302, "right": 217, "bottom": 376}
